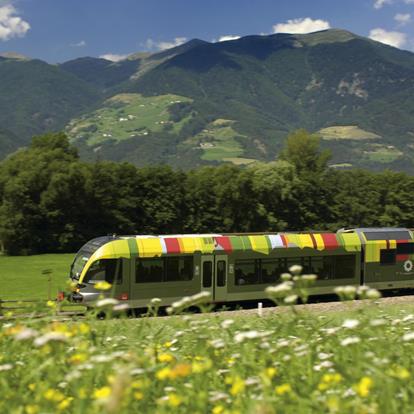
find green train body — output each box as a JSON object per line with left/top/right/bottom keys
{"left": 67, "top": 228, "right": 414, "bottom": 308}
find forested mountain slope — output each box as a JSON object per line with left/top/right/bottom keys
{"left": 2, "top": 29, "right": 414, "bottom": 171}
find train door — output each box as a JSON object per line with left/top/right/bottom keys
{"left": 107, "top": 258, "right": 130, "bottom": 301}
{"left": 200, "top": 255, "right": 228, "bottom": 302}
{"left": 215, "top": 255, "right": 228, "bottom": 302}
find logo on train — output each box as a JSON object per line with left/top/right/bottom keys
{"left": 404, "top": 260, "right": 413, "bottom": 273}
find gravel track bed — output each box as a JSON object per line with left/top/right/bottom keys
{"left": 205, "top": 294, "right": 414, "bottom": 319}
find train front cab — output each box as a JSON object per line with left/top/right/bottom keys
{"left": 341, "top": 228, "right": 414, "bottom": 291}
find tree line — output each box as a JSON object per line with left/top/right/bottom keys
{"left": 1, "top": 130, "right": 413, "bottom": 255}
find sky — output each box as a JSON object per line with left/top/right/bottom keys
{"left": 1, "top": 0, "right": 414, "bottom": 63}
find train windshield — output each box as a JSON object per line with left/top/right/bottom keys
{"left": 70, "top": 236, "right": 115, "bottom": 280}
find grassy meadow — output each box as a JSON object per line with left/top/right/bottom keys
{"left": 2, "top": 294, "right": 414, "bottom": 413}
{"left": 67, "top": 93, "right": 192, "bottom": 146}
{"left": 2, "top": 262, "right": 414, "bottom": 413}
{"left": 0, "top": 254, "right": 74, "bottom": 300}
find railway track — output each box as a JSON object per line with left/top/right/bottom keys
{"left": 2, "top": 293, "right": 414, "bottom": 321}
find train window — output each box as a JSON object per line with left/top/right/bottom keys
{"left": 84, "top": 259, "right": 122, "bottom": 284}
{"left": 165, "top": 257, "right": 194, "bottom": 282}
{"left": 261, "top": 259, "right": 284, "bottom": 284}
{"left": 203, "top": 261, "right": 212, "bottom": 288}
{"left": 397, "top": 243, "right": 414, "bottom": 255}
{"left": 286, "top": 258, "right": 302, "bottom": 273}
{"left": 235, "top": 260, "right": 259, "bottom": 285}
{"left": 380, "top": 249, "right": 396, "bottom": 265}
{"left": 136, "top": 258, "right": 164, "bottom": 283}
{"left": 334, "top": 255, "right": 356, "bottom": 278}
{"left": 217, "top": 260, "right": 226, "bottom": 287}
{"left": 301, "top": 257, "right": 312, "bottom": 274}
{"left": 319, "top": 257, "right": 334, "bottom": 280}
{"left": 365, "top": 231, "right": 411, "bottom": 240}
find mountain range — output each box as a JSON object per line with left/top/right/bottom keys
{"left": 2, "top": 29, "right": 414, "bottom": 171}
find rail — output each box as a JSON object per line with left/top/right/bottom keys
{"left": 0, "top": 298, "right": 86, "bottom": 318}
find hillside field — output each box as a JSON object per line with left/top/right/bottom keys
{"left": 0, "top": 254, "right": 74, "bottom": 300}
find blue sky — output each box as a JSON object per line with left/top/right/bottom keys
{"left": 1, "top": 0, "right": 414, "bottom": 63}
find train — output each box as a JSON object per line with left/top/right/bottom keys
{"left": 66, "top": 227, "right": 414, "bottom": 308}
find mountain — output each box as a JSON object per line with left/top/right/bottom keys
{"left": 3, "top": 29, "right": 414, "bottom": 171}
{"left": 0, "top": 56, "right": 102, "bottom": 154}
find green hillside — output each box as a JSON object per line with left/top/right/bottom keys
{"left": 3, "top": 30, "right": 414, "bottom": 171}
{"left": 67, "top": 93, "right": 193, "bottom": 146}
{"left": 0, "top": 57, "right": 102, "bottom": 155}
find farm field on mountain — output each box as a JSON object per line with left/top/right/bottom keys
{"left": 66, "top": 93, "right": 192, "bottom": 146}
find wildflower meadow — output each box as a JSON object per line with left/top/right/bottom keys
{"left": 2, "top": 270, "right": 414, "bottom": 413}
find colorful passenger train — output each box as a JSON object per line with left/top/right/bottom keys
{"left": 68, "top": 228, "right": 414, "bottom": 307}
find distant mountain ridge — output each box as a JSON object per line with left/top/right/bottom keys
{"left": 2, "top": 29, "right": 414, "bottom": 171}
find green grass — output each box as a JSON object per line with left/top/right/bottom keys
{"left": 365, "top": 146, "right": 403, "bottom": 163}
{"left": 2, "top": 293, "right": 414, "bottom": 413}
{"left": 66, "top": 93, "right": 192, "bottom": 146}
{"left": 0, "top": 254, "right": 74, "bottom": 300}
{"left": 318, "top": 125, "right": 381, "bottom": 141}
{"left": 186, "top": 119, "right": 245, "bottom": 162}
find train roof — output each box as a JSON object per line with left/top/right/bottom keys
{"left": 83, "top": 231, "right": 364, "bottom": 262}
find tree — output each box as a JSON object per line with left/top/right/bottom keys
{"left": 0, "top": 133, "right": 79, "bottom": 254}
{"left": 279, "top": 129, "right": 331, "bottom": 175}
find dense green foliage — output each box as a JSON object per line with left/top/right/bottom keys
{"left": 0, "top": 57, "right": 101, "bottom": 154}
{"left": 1, "top": 130, "right": 414, "bottom": 255}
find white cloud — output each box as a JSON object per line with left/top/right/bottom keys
{"left": 0, "top": 4, "right": 30, "bottom": 41}
{"left": 394, "top": 13, "right": 411, "bottom": 25}
{"left": 218, "top": 35, "right": 241, "bottom": 42}
{"left": 404, "top": 0, "right": 414, "bottom": 4}
{"left": 369, "top": 28, "right": 407, "bottom": 48}
{"left": 373, "top": 0, "right": 393, "bottom": 9}
{"left": 70, "top": 40, "right": 86, "bottom": 47}
{"left": 146, "top": 37, "right": 187, "bottom": 51}
{"left": 99, "top": 53, "right": 128, "bottom": 62}
{"left": 273, "top": 17, "right": 331, "bottom": 34}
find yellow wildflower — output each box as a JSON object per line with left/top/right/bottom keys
{"left": 25, "top": 405, "right": 39, "bottom": 414}
{"left": 212, "top": 405, "right": 225, "bottom": 414}
{"left": 94, "top": 281, "right": 112, "bottom": 290}
{"left": 93, "top": 386, "right": 111, "bottom": 400}
{"left": 156, "top": 367, "right": 172, "bottom": 380}
{"left": 164, "top": 341, "right": 173, "bottom": 348}
{"left": 389, "top": 366, "right": 410, "bottom": 380}
{"left": 275, "top": 383, "right": 292, "bottom": 395}
{"left": 133, "top": 391, "right": 144, "bottom": 400}
{"left": 168, "top": 393, "right": 182, "bottom": 407}
{"left": 227, "top": 357, "right": 235, "bottom": 366}
{"left": 229, "top": 376, "right": 245, "bottom": 396}
{"left": 318, "top": 373, "right": 343, "bottom": 391}
{"left": 68, "top": 353, "right": 88, "bottom": 365}
{"left": 78, "top": 323, "right": 91, "bottom": 335}
{"left": 28, "top": 383, "right": 36, "bottom": 391}
{"left": 46, "top": 300, "right": 56, "bottom": 308}
{"left": 354, "top": 377, "right": 373, "bottom": 397}
{"left": 158, "top": 353, "right": 174, "bottom": 363}
{"left": 57, "top": 398, "right": 73, "bottom": 411}
{"left": 4, "top": 325, "right": 23, "bottom": 336}
{"left": 78, "top": 388, "right": 87, "bottom": 399}
{"left": 170, "top": 363, "right": 192, "bottom": 379}
{"left": 44, "top": 389, "right": 65, "bottom": 402}
{"left": 131, "top": 380, "right": 144, "bottom": 389}
{"left": 326, "top": 396, "right": 340, "bottom": 413}
{"left": 265, "top": 367, "right": 277, "bottom": 379}
{"left": 192, "top": 358, "right": 212, "bottom": 373}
